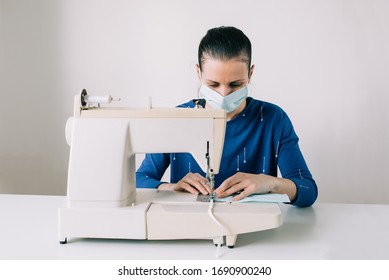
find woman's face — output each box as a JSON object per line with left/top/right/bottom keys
{"left": 197, "top": 57, "right": 254, "bottom": 96}
{"left": 197, "top": 57, "right": 254, "bottom": 119}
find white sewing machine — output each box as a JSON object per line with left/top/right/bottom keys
{"left": 58, "top": 89, "right": 282, "bottom": 247}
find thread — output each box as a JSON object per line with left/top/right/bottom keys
{"left": 85, "top": 95, "right": 119, "bottom": 104}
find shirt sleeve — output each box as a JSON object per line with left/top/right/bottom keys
{"left": 136, "top": 153, "right": 170, "bottom": 189}
{"left": 278, "top": 113, "right": 318, "bottom": 207}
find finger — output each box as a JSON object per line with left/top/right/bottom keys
{"left": 232, "top": 190, "right": 250, "bottom": 201}
{"left": 185, "top": 177, "right": 208, "bottom": 194}
{"left": 193, "top": 173, "right": 211, "bottom": 193}
{"left": 232, "top": 181, "right": 259, "bottom": 201}
{"left": 216, "top": 173, "right": 242, "bottom": 197}
{"left": 196, "top": 174, "right": 211, "bottom": 194}
{"left": 216, "top": 181, "right": 246, "bottom": 198}
{"left": 193, "top": 173, "right": 208, "bottom": 183}
{"left": 176, "top": 181, "right": 199, "bottom": 195}
{"left": 183, "top": 174, "right": 209, "bottom": 195}
{"left": 215, "top": 176, "right": 234, "bottom": 195}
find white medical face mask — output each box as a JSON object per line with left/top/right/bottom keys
{"left": 199, "top": 84, "right": 248, "bottom": 113}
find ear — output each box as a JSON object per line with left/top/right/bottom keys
{"left": 195, "top": 64, "right": 201, "bottom": 81}
{"left": 248, "top": 64, "right": 255, "bottom": 81}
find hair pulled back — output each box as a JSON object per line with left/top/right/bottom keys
{"left": 198, "top": 26, "right": 252, "bottom": 72}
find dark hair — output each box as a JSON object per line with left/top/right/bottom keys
{"left": 198, "top": 26, "right": 252, "bottom": 72}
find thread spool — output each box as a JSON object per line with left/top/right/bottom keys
{"left": 84, "top": 95, "right": 120, "bottom": 104}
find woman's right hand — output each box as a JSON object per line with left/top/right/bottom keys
{"left": 159, "top": 173, "right": 210, "bottom": 195}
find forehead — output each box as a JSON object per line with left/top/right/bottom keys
{"left": 201, "top": 58, "right": 248, "bottom": 82}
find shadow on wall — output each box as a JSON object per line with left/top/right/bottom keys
{"left": 0, "top": 1, "right": 68, "bottom": 195}
{"left": 0, "top": 155, "right": 67, "bottom": 195}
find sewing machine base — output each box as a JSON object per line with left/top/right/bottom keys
{"left": 58, "top": 190, "right": 282, "bottom": 247}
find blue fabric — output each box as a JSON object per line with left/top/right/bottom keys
{"left": 136, "top": 97, "right": 318, "bottom": 207}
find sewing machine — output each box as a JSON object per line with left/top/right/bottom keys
{"left": 58, "top": 89, "right": 282, "bottom": 247}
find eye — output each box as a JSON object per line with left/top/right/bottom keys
{"left": 208, "top": 83, "right": 219, "bottom": 88}
{"left": 230, "top": 82, "right": 243, "bottom": 88}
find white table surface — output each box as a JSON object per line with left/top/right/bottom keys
{"left": 1, "top": 193, "right": 388, "bottom": 260}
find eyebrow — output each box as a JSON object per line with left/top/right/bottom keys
{"left": 205, "top": 79, "right": 246, "bottom": 84}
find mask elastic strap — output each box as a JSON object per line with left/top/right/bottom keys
{"left": 197, "top": 69, "right": 205, "bottom": 102}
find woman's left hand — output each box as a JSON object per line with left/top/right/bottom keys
{"left": 215, "top": 172, "right": 276, "bottom": 201}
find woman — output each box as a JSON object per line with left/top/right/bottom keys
{"left": 136, "top": 26, "right": 317, "bottom": 207}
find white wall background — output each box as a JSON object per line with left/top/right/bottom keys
{"left": 1, "top": 0, "right": 388, "bottom": 204}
